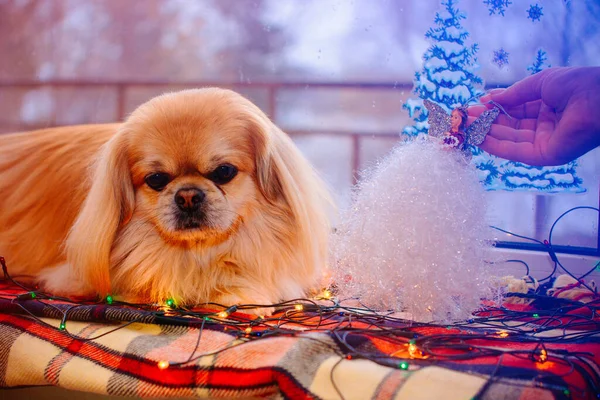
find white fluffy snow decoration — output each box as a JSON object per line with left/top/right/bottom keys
{"left": 331, "top": 138, "right": 494, "bottom": 322}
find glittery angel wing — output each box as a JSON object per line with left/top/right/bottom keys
{"left": 423, "top": 100, "right": 451, "bottom": 139}
{"left": 465, "top": 107, "right": 500, "bottom": 146}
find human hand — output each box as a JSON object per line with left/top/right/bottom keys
{"left": 468, "top": 67, "right": 600, "bottom": 166}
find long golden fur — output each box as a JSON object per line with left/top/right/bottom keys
{"left": 0, "top": 88, "right": 332, "bottom": 313}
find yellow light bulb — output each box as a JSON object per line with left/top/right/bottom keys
{"left": 294, "top": 304, "right": 304, "bottom": 311}
{"left": 157, "top": 360, "right": 169, "bottom": 370}
{"left": 498, "top": 330, "right": 509, "bottom": 338}
{"left": 245, "top": 327, "right": 252, "bottom": 334}
{"left": 408, "top": 343, "right": 419, "bottom": 358}
{"left": 218, "top": 311, "right": 229, "bottom": 318}
{"left": 322, "top": 290, "right": 332, "bottom": 299}
{"left": 538, "top": 349, "right": 548, "bottom": 363}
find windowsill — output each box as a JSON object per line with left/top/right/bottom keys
{"left": 490, "top": 246, "right": 600, "bottom": 283}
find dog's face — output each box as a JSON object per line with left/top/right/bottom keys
{"left": 65, "top": 87, "right": 331, "bottom": 304}
{"left": 122, "top": 89, "right": 266, "bottom": 245}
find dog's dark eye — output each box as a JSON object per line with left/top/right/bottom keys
{"left": 145, "top": 172, "right": 171, "bottom": 191}
{"left": 208, "top": 164, "right": 238, "bottom": 185}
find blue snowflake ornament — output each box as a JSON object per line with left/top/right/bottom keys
{"left": 492, "top": 48, "right": 509, "bottom": 68}
{"left": 483, "top": 0, "right": 512, "bottom": 16}
{"left": 527, "top": 4, "right": 543, "bottom": 22}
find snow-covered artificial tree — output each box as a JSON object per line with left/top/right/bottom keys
{"left": 402, "top": 0, "right": 502, "bottom": 187}
{"left": 403, "top": 0, "right": 481, "bottom": 136}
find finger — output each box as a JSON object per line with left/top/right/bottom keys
{"left": 486, "top": 124, "right": 536, "bottom": 143}
{"left": 483, "top": 70, "right": 550, "bottom": 107}
{"left": 479, "top": 136, "right": 545, "bottom": 166}
{"left": 492, "top": 114, "right": 516, "bottom": 128}
{"left": 467, "top": 105, "right": 490, "bottom": 117}
{"left": 479, "top": 89, "right": 505, "bottom": 104}
{"left": 514, "top": 119, "right": 538, "bottom": 131}
{"left": 502, "top": 100, "right": 542, "bottom": 119}
{"left": 495, "top": 115, "right": 538, "bottom": 131}
{"left": 467, "top": 106, "right": 511, "bottom": 122}
{"left": 470, "top": 100, "right": 542, "bottom": 121}
{"left": 467, "top": 113, "right": 538, "bottom": 131}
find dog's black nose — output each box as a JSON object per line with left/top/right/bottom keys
{"left": 175, "top": 188, "right": 205, "bottom": 211}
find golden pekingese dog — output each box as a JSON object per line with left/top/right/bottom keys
{"left": 0, "top": 88, "right": 332, "bottom": 314}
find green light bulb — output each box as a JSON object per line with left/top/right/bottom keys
{"left": 166, "top": 298, "right": 175, "bottom": 307}
{"left": 59, "top": 322, "right": 66, "bottom": 330}
{"left": 399, "top": 362, "right": 409, "bottom": 370}
{"left": 106, "top": 295, "right": 113, "bottom": 305}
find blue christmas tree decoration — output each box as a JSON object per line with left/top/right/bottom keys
{"left": 527, "top": 4, "right": 544, "bottom": 22}
{"left": 492, "top": 48, "right": 509, "bottom": 68}
{"left": 483, "top": 0, "right": 512, "bottom": 16}
{"left": 527, "top": 49, "right": 550, "bottom": 74}
{"left": 403, "top": 0, "right": 482, "bottom": 136}
{"left": 498, "top": 162, "right": 583, "bottom": 191}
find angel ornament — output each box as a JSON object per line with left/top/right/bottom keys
{"left": 424, "top": 99, "right": 500, "bottom": 156}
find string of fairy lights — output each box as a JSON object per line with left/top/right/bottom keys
{"left": 0, "top": 206, "right": 599, "bottom": 399}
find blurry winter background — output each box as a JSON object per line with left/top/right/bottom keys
{"left": 0, "top": 0, "right": 598, "bottom": 252}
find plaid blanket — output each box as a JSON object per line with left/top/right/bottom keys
{"left": 0, "top": 280, "right": 598, "bottom": 399}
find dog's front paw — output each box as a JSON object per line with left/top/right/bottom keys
{"left": 37, "top": 264, "right": 96, "bottom": 299}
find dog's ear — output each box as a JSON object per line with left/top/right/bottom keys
{"left": 251, "top": 112, "right": 333, "bottom": 277}
{"left": 65, "top": 130, "right": 134, "bottom": 296}
{"left": 253, "top": 124, "right": 285, "bottom": 204}
{"left": 252, "top": 115, "right": 300, "bottom": 206}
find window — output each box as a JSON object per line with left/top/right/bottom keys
{"left": 1, "top": 0, "right": 598, "bottom": 254}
